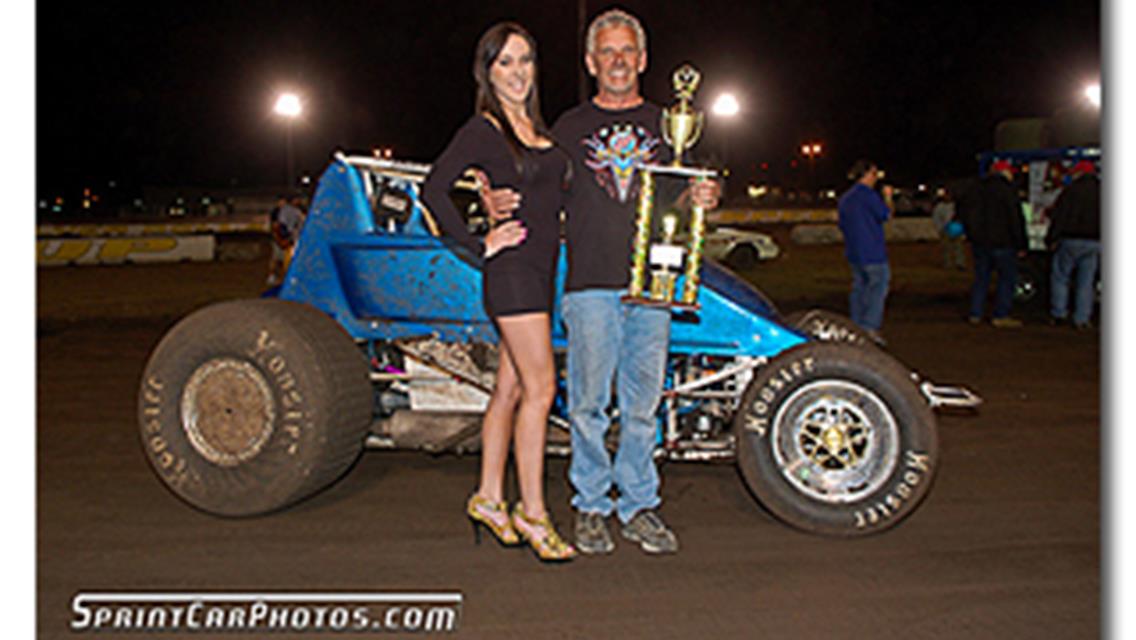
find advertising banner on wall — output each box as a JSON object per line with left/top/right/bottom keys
{"left": 37, "top": 235, "right": 216, "bottom": 266}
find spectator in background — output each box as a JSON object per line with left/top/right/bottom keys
{"left": 931, "top": 187, "right": 966, "bottom": 270}
{"left": 961, "top": 160, "right": 1027, "bottom": 328}
{"left": 1047, "top": 160, "right": 1100, "bottom": 329}
{"left": 837, "top": 159, "right": 893, "bottom": 344}
{"left": 267, "top": 195, "right": 305, "bottom": 287}
{"left": 951, "top": 174, "right": 982, "bottom": 242}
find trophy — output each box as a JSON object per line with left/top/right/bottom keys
{"left": 624, "top": 64, "right": 717, "bottom": 310}
{"left": 662, "top": 64, "right": 704, "bottom": 166}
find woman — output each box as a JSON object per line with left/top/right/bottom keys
{"left": 421, "top": 22, "right": 575, "bottom": 562}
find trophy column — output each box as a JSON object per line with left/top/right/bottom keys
{"left": 622, "top": 63, "right": 717, "bottom": 311}
{"left": 627, "top": 170, "right": 655, "bottom": 300}
{"left": 682, "top": 195, "right": 706, "bottom": 305}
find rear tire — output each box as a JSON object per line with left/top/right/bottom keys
{"left": 138, "top": 299, "right": 372, "bottom": 516}
{"left": 734, "top": 342, "right": 938, "bottom": 536}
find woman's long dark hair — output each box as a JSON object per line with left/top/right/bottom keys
{"left": 472, "top": 22, "right": 552, "bottom": 175}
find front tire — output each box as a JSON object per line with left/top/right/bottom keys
{"left": 783, "top": 309, "right": 881, "bottom": 349}
{"left": 734, "top": 342, "right": 938, "bottom": 536}
{"left": 138, "top": 299, "right": 372, "bottom": 516}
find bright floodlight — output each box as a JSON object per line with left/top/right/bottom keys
{"left": 274, "top": 92, "right": 303, "bottom": 118}
{"left": 1084, "top": 83, "right": 1100, "bottom": 108}
{"left": 712, "top": 93, "right": 740, "bottom": 117}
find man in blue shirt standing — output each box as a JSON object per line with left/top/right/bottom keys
{"left": 837, "top": 159, "right": 894, "bottom": 342}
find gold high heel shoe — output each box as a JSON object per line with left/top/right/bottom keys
{"left": 467, "top": 494, "right": 520, "bottom": 547}
{"left": 511, "top": 504, "right": 577, "bottom": 563}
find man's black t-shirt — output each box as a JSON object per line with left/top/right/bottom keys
{"left": 552, "top": 101, "right": 673, "bottom": 292}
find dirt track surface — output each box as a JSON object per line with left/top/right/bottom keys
{"left": 37, "top": 237, "right": 1099, "bottom": 638}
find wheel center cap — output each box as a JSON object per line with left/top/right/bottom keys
{"left": 822, "top": 425, "right": 846, "bottom": 453}
{"left": 181, "top": 358, "right": 276, "bottom": 466}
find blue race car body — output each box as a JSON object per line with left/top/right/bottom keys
{"left": 278, "top": 154, "right": 806, "bottom": 359}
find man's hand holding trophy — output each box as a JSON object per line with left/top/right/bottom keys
{"left": 624, "top": 64, "right": 719, "bottom": 310}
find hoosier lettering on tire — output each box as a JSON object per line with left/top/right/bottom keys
{"left": 782, "top": 309, "right": 882, "bottom": 349}
{"left": 137, "top": 299, "right": 372, "bottom": 516}
{"left": 733, "top": 342, "right": 938, "bottom": 536}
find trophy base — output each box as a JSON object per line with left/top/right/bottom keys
{"left": 620, "top": 295, "right": 700, "bottom": 312}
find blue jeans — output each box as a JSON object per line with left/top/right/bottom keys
{"left": 848, "top": 262, "right": 890, "bottom": 331}
{"left": 1050, "top": 238, "right": 1100, "bottom": 325}
{"left": 562, "top": 290, "right": 670, "bottom": 524}
{"left": 969, "top": 245, "right": 1018, "bottom": 319}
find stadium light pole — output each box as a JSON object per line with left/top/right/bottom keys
{"left": 801, "top": 142, "right": 823, "bottom": 192}
{"left": 274, "top": 92, "right": 303, "bottom": 188}
{"left": 1084, "top": 83, "right": 1100, "bottom": 109}
{"left": 712, "top": 92, "right": 740, "bottom": 201}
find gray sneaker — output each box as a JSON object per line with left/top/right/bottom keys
{"left": 620, "top": 510, "right": 679, "bottom": 554}
{"left": 574, "top": 511, "right": 615, "bottom": 555}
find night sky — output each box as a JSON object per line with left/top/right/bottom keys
{"left": 36, "top": 1, "right": 1100, "bottom": 204}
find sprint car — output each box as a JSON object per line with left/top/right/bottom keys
{"left": 138, "top": 154, "right": 980, "bottom": 537}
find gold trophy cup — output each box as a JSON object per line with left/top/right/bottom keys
{"left": 662, "top": 64, "right": 704, "bottom": 166}
{"left": 625, "top": 64, "right": 716, "bottom": 309}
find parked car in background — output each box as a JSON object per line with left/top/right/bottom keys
{"left": 703, "top": 224, "right": 781, "bottom": 270}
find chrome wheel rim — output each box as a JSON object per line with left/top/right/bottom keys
{"left": 771, "top": 379, "right": 899, "bottom": 504}
{"left": 1015, "top": 276, "right": 1037, "bottom": 302}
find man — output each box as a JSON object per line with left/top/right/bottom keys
{"left": 965, "top": 160, "right": 1027, "bottom": 328}
{"left": 837, "top": 159, "right": 893, "bottom": 343}
{"left": 931, "top": 187, "right": 966, "bottom": 270}
{"left": 1046, "top": 160, "right": 1100, "bottom": 329}
{"left": 484, "top": 8, "right": 719, "bottom": 555}
{"left": 267, "top": 195, "right": 305, "bottom": 286}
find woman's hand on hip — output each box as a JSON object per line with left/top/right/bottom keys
{"left": 484, "top": 220, "right": 527, "bottom": 258}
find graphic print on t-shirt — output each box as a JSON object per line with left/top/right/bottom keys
{"left": 582, "top": 123, "right": 660, "bottom": 203}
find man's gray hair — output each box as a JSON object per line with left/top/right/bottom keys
{"left": 585, "top": 8, "right": 647, "bottom": 54}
